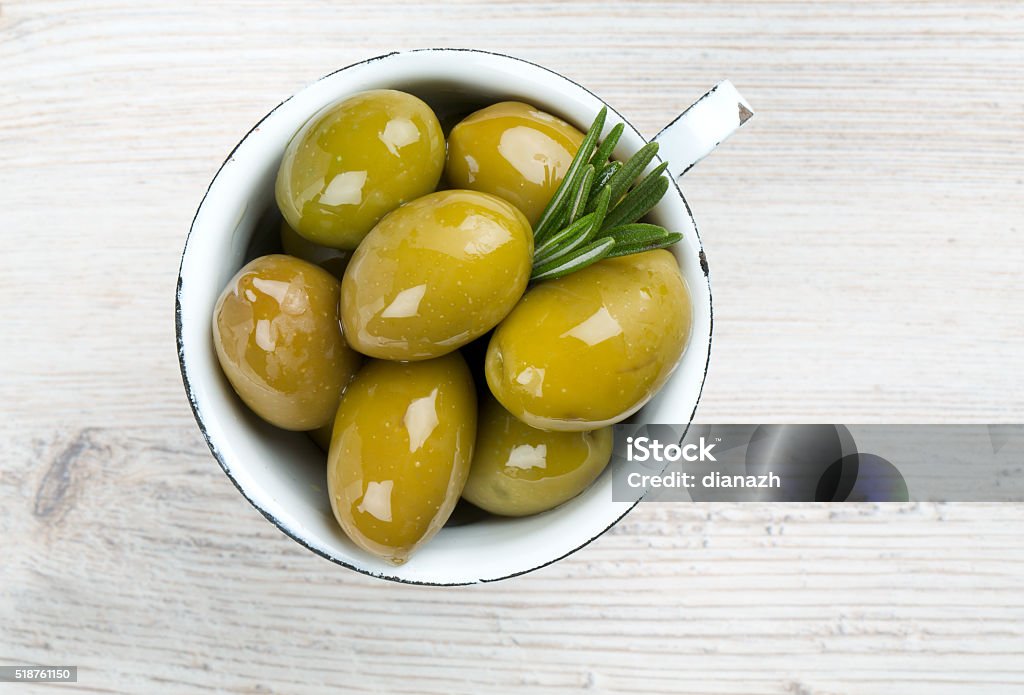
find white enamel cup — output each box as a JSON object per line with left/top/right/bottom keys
{"left": 176, "top": 49, "right": 751, "bottom": 584}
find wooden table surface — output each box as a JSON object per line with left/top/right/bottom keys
{"left": 2, "top": 1, "right": 1023, "bottom": 692}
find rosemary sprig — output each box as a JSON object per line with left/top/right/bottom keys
{"left": 533, "top": 107, "right": 607, "bottom": 243}
{"left": 529, "top": 110, "right": 680, "bottom": 282}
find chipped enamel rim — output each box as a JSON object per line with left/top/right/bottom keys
{"left": 176, "top": 49, "right": 716, "bottom": 585}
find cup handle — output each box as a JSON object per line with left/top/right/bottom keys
{"left": 653, "top": 80, "right": 753, "bottom": 178}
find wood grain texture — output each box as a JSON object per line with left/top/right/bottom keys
{"left": 1, "top": 1, "right": 1022, "bottom": 692}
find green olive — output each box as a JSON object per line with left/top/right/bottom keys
{"left": 326, "top": 354, "right": 477, "bottom": 564}
{"left": 276, "top": 90, "right": 445, "bottom": 249}
{"left": 485, "top": 250, "right": 692, "bottom": 431}
{"left": 463, "top": 395, "right": 614, "bottom": 516}
{"left": 280, "top": 220, "right": 351, "bottom": 280}
{"left": 213, "top": 254, "right": 361, "bottom": 431}
{"left": 445, "top": 102, "right": 584, "bottom": 225}
{"left": 341, "top": 190, "right": 533, "bottom": 361}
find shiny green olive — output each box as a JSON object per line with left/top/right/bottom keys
{"left": 280, "top": 220, "right": 351, "bottom": 280}
{"left": 213, "top": 254, "right": 361, "bottom": 431}
{"left": 463, "top": 395, "right": 614, "bottom": 516}
{"left": 445, "top": 101, "right": 584, "bottom": 225}
{"left": 326, "top": 354, "right": 477, "bottom": 564}
{"left": 341, "top": 190, "right": 533, "bottom": 361}
{"left": 485, "top": 250, "right": 691, "bottom": 431}
{"left": 276, "top": 90, "right": 445, "bottom": 249}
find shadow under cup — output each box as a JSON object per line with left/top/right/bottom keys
{"left": 177, "top": 50, "right": 712, "bottom": 584}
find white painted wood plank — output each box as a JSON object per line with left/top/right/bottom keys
{"left": 2, "top": 1, "right": 1022, "bottom": 692}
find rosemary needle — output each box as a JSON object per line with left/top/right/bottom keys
{"left": 566, "top": 165, "right": 595, "bottom": 225}
{"left": 531, "top": 238, "right": 616, "bottom": 282}
{"left": 600, "top": 162, "right": 670, "bottom": 232}
{"left": 590, "top": 122, "right": 624, "bottom": 169}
